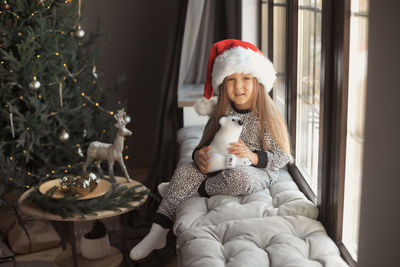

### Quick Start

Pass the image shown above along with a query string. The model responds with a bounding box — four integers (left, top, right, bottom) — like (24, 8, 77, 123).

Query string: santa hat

(194, 39, 276, 116)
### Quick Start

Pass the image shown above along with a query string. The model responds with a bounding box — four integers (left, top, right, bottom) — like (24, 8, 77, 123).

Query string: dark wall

(82, 0, 183, 169)
(357, 1, 400, 266)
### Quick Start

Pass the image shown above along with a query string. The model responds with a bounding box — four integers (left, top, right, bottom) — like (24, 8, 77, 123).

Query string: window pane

(296, 2, 322, 194)
(342, 0, 369, 260)
(273, 3, 287, 119)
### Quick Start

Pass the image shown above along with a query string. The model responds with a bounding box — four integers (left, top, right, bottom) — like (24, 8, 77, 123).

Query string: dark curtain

(145, 5, 187, 194)
(215, 0, 242, 41)
(122, 0, 242, 265)
(123, 0, 188, 266)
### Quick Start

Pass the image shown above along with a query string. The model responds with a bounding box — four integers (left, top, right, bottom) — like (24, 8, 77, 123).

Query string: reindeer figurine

(82, 109, 133, 182)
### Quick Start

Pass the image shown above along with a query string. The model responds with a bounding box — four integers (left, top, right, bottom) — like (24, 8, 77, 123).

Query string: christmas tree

(0, 0, 125, 202)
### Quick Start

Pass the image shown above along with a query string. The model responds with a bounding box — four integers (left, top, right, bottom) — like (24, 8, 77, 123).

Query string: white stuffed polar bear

(207, 116, 252, 173)
(157, 116, 252, 197)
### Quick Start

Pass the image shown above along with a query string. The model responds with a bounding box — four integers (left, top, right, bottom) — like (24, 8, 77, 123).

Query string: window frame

(319, 0, 357, 265)
(260, 0, 360, 265)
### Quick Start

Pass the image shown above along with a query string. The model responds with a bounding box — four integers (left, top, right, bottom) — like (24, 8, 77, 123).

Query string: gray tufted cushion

(174, 168, 318, 235)
(175, 125, 348, 267)
(176, 216, 348, 267)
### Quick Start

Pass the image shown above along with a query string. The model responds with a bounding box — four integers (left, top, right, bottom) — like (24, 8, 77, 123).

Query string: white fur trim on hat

(212, 46, 276, 92)
(194, 97, 217, 116)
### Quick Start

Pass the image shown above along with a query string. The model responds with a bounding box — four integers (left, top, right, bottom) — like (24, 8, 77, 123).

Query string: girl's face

(225, 73, 255, 110)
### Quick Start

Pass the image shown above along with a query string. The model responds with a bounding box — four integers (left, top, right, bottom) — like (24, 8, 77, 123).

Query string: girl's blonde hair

(197, 77, 293, 163)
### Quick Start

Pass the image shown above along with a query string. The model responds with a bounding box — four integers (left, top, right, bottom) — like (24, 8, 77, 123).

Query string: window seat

(173, 125, 348, 267)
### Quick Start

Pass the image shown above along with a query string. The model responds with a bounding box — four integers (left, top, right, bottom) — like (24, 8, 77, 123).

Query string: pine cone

(84, 220, 107, 239)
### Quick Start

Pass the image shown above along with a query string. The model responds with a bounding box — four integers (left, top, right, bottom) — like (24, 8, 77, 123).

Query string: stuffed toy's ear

(194, 97, 217, 116)
(218, 116, 226, 127)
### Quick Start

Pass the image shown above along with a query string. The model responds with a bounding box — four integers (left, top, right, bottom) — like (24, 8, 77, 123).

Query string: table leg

(57, 221, 67, 250)
(122, 213, 129, 266)
(68, 221, 79, 267)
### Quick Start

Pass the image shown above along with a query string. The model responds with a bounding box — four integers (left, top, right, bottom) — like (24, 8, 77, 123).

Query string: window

(260, 0, 369, 264)
(342, 0, 369, 260)
(261, 0, 287, 119)
(295, 0, 322, 195)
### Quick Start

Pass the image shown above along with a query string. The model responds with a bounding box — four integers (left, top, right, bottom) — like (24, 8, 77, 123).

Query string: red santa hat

(194, 39, 276, 116)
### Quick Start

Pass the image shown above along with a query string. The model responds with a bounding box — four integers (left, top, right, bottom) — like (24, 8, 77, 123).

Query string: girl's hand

(228, 139, 258, 165)
(194, 146, 211, 174)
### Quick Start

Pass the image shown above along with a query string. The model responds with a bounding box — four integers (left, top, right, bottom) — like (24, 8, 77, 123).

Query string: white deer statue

(82, 109, 133, 182)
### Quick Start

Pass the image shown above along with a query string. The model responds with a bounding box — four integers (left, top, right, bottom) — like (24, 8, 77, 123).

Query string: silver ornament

(59, 129, 70, 142)
(75, 26, 85, 38)
(60, 175, 77, 193)
(29, 77, 41, 90)
(59, 172, 99, 197)
(124, 115, 131, 123)
(71, 172, 99, 196)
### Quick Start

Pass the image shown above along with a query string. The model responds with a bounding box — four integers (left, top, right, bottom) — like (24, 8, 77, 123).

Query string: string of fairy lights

(1, 0, 131, 190)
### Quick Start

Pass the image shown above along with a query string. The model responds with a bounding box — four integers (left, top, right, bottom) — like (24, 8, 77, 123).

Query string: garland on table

(20, 180, 156, 219)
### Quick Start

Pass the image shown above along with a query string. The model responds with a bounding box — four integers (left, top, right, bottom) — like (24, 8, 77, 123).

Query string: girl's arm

(228, 135, 290, 171)
(191, 118, 213, 160)
(260, 130, 291, 170)
(244, 129, 291, 184)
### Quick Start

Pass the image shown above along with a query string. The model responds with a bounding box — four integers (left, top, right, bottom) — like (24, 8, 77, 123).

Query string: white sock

(129, 223, 169, 261)
(157, 182, 170, 198)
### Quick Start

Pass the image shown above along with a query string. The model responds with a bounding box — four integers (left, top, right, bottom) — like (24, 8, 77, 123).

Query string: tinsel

(9, 104, 15, 138)
(59, 82, 63, 108)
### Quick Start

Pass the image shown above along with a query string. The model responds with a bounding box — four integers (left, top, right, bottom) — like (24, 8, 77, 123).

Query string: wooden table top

(18, 177, 148, 222)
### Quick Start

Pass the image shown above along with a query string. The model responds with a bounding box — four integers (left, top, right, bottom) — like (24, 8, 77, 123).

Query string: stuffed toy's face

(219, 116, 244, 129)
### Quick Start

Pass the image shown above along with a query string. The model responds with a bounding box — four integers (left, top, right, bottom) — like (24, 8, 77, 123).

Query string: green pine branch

(20, 182, 155, 219)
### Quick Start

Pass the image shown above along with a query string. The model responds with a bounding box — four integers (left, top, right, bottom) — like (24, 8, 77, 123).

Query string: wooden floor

(15, 244, 178, 267)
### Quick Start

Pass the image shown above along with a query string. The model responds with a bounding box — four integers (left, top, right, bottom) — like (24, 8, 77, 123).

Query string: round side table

(18, 177, 148, 267)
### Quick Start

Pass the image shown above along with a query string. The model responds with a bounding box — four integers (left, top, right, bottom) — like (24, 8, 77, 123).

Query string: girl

(130, 39, 293, 260)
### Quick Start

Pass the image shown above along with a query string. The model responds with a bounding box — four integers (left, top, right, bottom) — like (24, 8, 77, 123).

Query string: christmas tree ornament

(74, 0, 85, 38)
(29, 76, 41, 90)
(1, 1, 10, 10)
(125, 115, 131, 123)
(92, 65, 98, 79)
(59, 172, 100, 197)
(80, 171, 100, 191)
(77, 147, 84, 157)
(59, 175, 76, 193)
(75, 25, 85, 38)
(82, 109, 133, 182)
(59, 129, 70, 142)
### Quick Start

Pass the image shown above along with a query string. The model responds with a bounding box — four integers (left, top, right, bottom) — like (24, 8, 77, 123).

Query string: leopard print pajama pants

(156, 163, 275, 223)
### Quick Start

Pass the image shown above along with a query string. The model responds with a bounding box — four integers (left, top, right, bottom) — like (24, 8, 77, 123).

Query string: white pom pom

(194, 97, 217, 116)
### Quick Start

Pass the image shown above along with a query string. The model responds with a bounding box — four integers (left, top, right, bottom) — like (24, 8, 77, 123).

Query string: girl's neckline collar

(231, 104, 251, 114)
